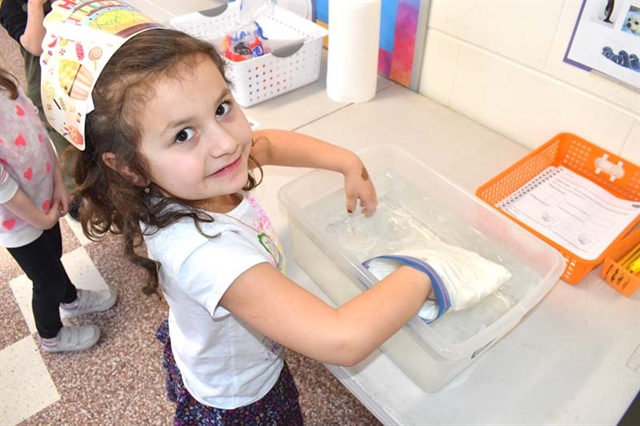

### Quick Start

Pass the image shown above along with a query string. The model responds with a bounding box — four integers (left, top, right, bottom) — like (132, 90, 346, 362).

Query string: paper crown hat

(41, 0, 164, 150)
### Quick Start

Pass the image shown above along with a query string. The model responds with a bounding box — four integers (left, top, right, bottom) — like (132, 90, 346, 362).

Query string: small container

(600, 227, 640, 296)
(170, 2, 328, 107)
(476, 133, 640, 284)
(278, 144, 566, 392)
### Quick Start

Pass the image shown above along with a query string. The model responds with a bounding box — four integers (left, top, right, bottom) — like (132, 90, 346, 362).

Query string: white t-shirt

(144, 193, 286, 409)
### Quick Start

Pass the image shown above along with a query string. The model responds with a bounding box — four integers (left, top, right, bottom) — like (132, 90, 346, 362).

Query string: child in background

(0, 66, 117, 352)
(40, 1, 432, 422)
(0, 0, 79, 201)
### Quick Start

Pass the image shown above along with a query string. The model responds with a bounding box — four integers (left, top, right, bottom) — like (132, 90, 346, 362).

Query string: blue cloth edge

(362, 255, 450, 323)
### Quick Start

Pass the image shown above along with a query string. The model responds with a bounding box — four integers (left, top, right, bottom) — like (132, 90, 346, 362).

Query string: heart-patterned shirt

(0, 86, 57, 248)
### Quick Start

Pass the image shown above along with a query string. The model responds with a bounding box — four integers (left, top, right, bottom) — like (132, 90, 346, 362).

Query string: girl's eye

(175, 128, 196, 144)
(216, 101, 232, 118)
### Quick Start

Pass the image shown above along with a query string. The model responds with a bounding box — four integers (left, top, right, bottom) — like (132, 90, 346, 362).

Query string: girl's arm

(3, 187, 61, 230)
(20, 0, 48, 56)
(221, 262, 432, 367)
(251, 129, 377, 216)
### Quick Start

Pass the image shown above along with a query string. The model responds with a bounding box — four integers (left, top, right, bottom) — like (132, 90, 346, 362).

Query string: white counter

(250, 77, 640, 426)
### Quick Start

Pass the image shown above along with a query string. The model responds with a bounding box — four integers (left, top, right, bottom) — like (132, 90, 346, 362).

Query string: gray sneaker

(40, 325, 101, 352)
(60, 289, 117, 319)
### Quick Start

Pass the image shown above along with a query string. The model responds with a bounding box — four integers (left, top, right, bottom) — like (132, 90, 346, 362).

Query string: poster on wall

(564, 0, 640, 89)
(313, 0, 428, 90)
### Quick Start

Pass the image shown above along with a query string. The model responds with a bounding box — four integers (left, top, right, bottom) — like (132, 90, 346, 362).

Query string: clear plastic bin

(278, 144, 566, 392)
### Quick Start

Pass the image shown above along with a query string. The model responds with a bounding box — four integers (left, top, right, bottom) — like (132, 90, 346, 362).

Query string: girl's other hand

(52, 166, 70, 216)
(344, 159, 377, 217)
(41, 196, 62, 229)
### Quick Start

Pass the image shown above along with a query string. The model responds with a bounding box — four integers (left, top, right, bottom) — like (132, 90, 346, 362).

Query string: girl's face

(138, 56, 253, 211)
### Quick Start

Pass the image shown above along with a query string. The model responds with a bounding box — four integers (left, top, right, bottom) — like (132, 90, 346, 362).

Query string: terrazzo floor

(0, 26, 381, 426)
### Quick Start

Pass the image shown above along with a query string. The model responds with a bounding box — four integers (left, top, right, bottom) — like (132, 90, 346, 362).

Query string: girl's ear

(102, 152, 147, 186)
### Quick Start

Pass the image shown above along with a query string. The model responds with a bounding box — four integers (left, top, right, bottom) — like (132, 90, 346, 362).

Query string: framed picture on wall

(564, 0, 640, 89)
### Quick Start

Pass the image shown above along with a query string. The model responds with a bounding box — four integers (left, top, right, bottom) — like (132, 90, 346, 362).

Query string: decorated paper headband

(41, 0, 164, 150)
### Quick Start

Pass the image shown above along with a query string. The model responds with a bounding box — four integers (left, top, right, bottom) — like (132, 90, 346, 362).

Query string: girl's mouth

(211, 156, 242, 177)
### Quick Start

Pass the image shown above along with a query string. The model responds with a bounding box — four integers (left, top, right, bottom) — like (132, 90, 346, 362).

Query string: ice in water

(323, 199, 438, 260)
(305, 171, 543, 344)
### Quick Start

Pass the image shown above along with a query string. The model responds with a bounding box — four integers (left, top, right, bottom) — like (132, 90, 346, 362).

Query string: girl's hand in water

(344, 158, 377, 217)
(249, 129, 378, 216)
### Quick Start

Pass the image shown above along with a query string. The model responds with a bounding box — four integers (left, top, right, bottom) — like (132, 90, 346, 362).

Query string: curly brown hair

(68, 29, 263, 295)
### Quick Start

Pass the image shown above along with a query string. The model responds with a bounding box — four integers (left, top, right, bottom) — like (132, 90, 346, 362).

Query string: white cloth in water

(365, 241, 512, 322)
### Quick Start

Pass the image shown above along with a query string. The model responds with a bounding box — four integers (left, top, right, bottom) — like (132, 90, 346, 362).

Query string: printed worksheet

(497, 166, 640, 260)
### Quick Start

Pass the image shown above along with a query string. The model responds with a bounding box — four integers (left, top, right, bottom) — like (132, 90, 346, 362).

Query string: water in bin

(304, 170, 543, 344)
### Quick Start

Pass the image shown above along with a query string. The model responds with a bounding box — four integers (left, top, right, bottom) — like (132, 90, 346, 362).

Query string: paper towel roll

(327, 0, 381, 103)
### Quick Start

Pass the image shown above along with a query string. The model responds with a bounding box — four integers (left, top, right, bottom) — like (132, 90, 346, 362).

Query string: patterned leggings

(155, 320, 304, 425)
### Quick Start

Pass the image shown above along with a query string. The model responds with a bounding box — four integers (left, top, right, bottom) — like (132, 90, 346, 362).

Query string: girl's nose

(205, 124, 239, 158)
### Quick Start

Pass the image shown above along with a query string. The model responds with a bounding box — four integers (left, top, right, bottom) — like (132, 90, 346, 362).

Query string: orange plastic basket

(476, 133, 640, 284)
(600, 227, 640, 296)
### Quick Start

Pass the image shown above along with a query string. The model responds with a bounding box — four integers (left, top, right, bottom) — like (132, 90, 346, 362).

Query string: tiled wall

(418, 0, 639, 160)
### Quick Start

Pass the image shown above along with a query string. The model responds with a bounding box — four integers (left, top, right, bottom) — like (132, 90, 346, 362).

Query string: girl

(0, 66, 116, 352)
(0, 0, 79, 197)
(65, 29, 434, 423)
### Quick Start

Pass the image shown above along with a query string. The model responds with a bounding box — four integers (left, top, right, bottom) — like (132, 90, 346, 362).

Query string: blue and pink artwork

(314, 0, 422, 87)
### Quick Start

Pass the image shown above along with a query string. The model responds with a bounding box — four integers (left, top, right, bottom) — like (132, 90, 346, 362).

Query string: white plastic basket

(170, 2, 328, 107)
